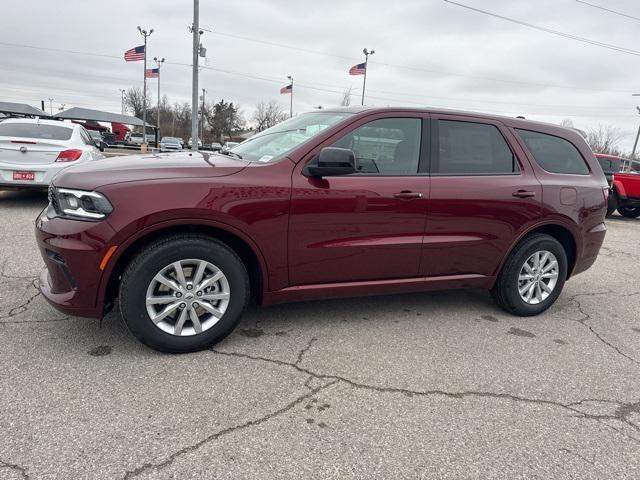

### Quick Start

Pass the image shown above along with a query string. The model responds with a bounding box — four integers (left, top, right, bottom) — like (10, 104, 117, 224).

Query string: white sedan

(0, 118, 105, 188)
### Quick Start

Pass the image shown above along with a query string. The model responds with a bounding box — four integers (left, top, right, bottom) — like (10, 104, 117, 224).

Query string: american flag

(124, 45, 145, 62)
(145, 68, 159, 78)
(349, 62, 366, 75)
(280, 84, 292, 94)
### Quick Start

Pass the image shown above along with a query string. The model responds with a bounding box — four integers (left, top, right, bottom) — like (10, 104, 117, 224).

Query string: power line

(576, 0, 640, 22)
(443, 0, 640, 56)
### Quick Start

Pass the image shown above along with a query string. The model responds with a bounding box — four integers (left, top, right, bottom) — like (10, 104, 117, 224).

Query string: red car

(36, 107, 608, 352)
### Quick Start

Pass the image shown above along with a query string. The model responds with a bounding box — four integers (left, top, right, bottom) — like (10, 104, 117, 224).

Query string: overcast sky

(2, 0, 640, 149)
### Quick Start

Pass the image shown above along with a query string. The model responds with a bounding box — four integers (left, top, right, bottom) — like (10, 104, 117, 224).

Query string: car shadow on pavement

(0, 188, 48, 207)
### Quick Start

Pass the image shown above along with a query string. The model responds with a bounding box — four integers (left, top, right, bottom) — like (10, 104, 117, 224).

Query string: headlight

(48, 187, 113, 221)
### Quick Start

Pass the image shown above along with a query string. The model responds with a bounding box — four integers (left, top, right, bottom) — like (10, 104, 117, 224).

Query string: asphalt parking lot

(1, 189, 639, 479)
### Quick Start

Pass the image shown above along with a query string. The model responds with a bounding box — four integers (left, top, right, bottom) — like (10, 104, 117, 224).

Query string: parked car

(87, 130, 107, 152)
(0, 118, 104, 189)
(187, 138, 202, 149)
(594, 153, 624, 186)
(129, 132, 144, 146)
(610, 169, 640, 218)
(145, 134, 155, 145)
(36, 107, 608, 352)
(211, 142, 222, 152)
(221, 141, 239, 154)
(102, 132, 117, 147)
(160, 137, 182, 152)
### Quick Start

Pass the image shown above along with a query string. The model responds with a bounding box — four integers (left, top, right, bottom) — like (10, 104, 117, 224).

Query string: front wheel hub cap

(145, 259, 231, 336)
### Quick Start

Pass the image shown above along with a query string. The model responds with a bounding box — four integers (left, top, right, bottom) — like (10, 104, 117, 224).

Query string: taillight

(55, 149, 83, 162)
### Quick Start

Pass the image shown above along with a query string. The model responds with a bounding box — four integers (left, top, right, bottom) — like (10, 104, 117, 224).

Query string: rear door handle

(393, 191, 423, 199)
(512, 190, 536, 198)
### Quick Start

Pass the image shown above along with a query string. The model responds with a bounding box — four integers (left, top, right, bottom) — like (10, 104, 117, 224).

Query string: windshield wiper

(220, 150, 243, 160)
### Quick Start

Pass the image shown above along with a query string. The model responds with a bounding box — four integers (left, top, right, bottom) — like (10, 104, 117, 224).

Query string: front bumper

(35, 207, 117, 318)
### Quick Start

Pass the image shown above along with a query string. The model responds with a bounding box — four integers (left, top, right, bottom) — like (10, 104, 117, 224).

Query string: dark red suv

(36, 107, 608, 352)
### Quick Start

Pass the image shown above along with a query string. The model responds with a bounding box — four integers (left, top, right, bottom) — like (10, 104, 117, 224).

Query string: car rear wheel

(119, 235, 249, 353)
(491, 234, 567, 316)
(606, 190, 618, 217)
(617, 206, 640, 218)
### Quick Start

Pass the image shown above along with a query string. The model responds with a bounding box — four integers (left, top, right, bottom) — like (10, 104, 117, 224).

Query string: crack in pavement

(295, 337, 317, 366)
(0, 280, 41, 320)
(566, 292, 640, 367)
(208, 347, 640, 445)
(0, 459, 29, 480)
(0, 316, 72, 325)
(122, 379, 338, 479)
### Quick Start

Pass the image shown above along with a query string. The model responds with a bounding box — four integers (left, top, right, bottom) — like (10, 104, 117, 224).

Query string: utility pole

(48, 98, 54, 115)
(361, 48, 375, 106)
(154, 57, 165, 147)
(191, 0, 200, 152)
(137, 25, 154, 149)
(287, 75, 294, 118)
(200, 88, 206, 145)
(119, 89, 126, 115)
(630, 95, 640, 168)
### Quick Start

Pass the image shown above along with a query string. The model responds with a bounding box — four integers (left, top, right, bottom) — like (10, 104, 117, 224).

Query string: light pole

(287, 75, 294, 118)
(119, 89, 126, 115)
(191, 0, 201, 152)
(200, 88, 206, 145)
(631, 95, 640, 165)
(137, 25, 154, 148)
(154, 57, 165, 147)
(361, 48, 375, 106)
(48, 98, 54, 115)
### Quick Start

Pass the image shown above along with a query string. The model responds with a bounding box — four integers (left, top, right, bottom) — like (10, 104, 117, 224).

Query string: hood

(53, 151, 250, 190)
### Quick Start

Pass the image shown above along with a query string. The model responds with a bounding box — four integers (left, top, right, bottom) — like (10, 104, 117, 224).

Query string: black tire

(119, 235, 249, 353)
(491, 233, 567, 316)
(606, 190, 618, 217)
(617, 206, 640, 218)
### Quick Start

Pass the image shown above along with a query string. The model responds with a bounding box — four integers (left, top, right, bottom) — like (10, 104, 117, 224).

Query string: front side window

(516, 129, 589, 175)
(330, 117, 422, 175)
(433, 120, 518, 175)
(231, 112, 353, 162)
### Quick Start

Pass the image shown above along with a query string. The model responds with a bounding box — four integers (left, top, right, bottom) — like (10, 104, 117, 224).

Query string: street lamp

(287, 75, 294, 118)
(630, 95, 640, 161)
(361, 48, 375, 106)
(119, 89, 126, 115)
(137, 26, 154, 148)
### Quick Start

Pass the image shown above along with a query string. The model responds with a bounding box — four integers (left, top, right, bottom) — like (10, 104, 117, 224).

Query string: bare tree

(252, 100, 288, 132)
(340, 87, 352, 107)
(124, 87, 151, 121)
(560, 118, 574, 129)
(586, 125, 624, 156)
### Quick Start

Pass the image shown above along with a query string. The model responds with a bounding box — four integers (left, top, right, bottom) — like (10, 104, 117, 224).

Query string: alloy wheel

(145, 259, 230, 336)
(517, 250, 559, 305)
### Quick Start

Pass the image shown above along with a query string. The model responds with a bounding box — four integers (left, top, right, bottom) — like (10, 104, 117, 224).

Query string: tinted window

(0, 123, 73, 140)
(433, 120, 517, 175)
(517, 129, 589, 175)
(79, 128, 94, 146)
(331, 118, 422, 175)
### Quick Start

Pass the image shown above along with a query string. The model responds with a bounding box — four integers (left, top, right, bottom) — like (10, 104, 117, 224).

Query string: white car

(0, 118, 105, 189)
(159, 137, 182, 152)
(129, 132, 144, 146)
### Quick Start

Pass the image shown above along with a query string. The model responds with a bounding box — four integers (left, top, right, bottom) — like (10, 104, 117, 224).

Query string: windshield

(231, 112, 353, 162)
(0, 123, 73, 140)
(162, 137, 180, 143)
(88, 131, 101, 139)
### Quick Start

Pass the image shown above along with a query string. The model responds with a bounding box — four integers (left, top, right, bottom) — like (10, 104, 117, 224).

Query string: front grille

(48, 185, 61, 214)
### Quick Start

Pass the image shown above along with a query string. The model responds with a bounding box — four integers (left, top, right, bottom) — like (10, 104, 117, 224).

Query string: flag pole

(361, 48, 375, 106)
(154, 57, 165, 148)
(137, 26, 153, 149)
(287, 75, 293, 118)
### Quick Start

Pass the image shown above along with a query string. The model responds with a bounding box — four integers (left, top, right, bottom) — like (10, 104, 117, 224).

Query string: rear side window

(0, 123, 73, 140)
(433, 120, 518, 175)
(517, 129, 589, 175)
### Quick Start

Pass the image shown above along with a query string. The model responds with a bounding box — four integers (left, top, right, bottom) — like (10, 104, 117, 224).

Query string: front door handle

(512, 190, 536, 198)
(393, 191, 423, 199)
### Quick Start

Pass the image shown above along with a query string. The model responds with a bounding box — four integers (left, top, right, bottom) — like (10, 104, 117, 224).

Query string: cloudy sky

(2, 0, 640, 150)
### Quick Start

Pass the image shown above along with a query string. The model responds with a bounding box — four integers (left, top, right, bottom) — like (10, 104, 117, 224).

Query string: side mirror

(304, 147, 356, 177)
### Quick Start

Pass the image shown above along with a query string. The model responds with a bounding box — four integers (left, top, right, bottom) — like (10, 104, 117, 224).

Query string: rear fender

(612, 179, 627, 199)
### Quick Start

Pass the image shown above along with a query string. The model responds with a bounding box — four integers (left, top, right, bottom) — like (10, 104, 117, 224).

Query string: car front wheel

(119, 235, 249, 353)
(491, 234, 567, 316)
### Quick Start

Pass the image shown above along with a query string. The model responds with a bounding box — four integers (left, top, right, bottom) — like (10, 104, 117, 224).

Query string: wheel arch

(101, 220, 267, 313)
(492, 222, 578, 286)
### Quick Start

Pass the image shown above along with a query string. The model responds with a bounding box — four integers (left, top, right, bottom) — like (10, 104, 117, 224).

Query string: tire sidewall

(120, 238, 248, 353)
(502, 236, 567, 316)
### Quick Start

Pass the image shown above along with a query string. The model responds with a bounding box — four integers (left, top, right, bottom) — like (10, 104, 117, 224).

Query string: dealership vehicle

(129, 132, 144, 146)
(221, 141, 239, 154)
(210, 142, 222, 151)
(187, 137, 202, 149)
(87, 130, 107, 152)
(610, 168, 640, 218)
(160, 137, 182, 152)
(0, 118, 104, 188)
(36, 107, 607, 352)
